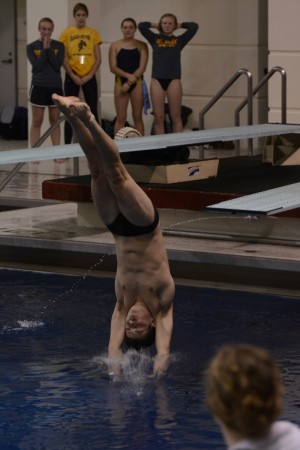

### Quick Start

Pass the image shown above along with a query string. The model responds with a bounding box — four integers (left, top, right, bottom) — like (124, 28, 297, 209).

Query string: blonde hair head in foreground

(206, 344, 283, 439)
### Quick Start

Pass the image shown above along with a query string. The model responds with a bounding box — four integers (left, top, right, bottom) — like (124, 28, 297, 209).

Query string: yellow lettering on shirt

(156, 38, 178, 48)
(70, 35, 91, 41)
(34, 49, 60, 57)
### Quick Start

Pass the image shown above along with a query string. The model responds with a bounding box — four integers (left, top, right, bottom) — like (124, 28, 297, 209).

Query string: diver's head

(125, 303, 155, 350)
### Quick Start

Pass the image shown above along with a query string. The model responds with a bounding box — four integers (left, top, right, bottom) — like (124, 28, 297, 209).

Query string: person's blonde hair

(206, 344, 283, 438)
(158, 13, 178, 32)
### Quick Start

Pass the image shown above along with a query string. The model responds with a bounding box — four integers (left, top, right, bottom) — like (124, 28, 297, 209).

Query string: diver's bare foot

(52, 94, 95, 125)
(71, 103, 95, 126)
(52, 94, 94, 125)
(52, 94, 80, 118)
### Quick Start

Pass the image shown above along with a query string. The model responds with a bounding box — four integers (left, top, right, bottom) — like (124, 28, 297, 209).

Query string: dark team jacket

(26, 39, 65, 87)
(138, 21, 198, 79)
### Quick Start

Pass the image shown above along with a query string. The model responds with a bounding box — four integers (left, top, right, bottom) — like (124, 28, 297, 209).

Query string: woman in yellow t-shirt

(60, 2, 102, 144)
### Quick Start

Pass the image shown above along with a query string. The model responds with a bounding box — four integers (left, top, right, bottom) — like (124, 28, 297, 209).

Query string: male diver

(52, 94, 175, 378)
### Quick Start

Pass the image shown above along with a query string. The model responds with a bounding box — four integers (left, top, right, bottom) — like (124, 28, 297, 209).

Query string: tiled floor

(0, 138, 299, 296)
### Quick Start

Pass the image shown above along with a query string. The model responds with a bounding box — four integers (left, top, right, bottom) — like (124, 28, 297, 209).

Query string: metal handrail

(0, 115, 79, 193)
(31, 115, 66, 149)
(198, 68, 253, 158)
(234, 66, 287, 155)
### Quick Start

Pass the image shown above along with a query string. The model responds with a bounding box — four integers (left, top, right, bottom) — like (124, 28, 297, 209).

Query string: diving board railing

(198, 66, 288, 158)
(0, 115, 80, 194)
(235, 66, 287, 155)
(199, 68, 253, 158)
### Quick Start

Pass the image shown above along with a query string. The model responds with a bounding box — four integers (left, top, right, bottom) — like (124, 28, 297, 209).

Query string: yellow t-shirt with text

(60, 26, 102, 77)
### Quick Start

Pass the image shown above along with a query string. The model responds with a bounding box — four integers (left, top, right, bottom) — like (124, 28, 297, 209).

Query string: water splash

(93, 349, 153, 396)
(1, 319, 44, 334)
(121, 349, 153, 389)
(93, 350, 181, 397)
(1, 255, 108, 333)
(163, 214, 259, 231)
(43, 255, 107, 312)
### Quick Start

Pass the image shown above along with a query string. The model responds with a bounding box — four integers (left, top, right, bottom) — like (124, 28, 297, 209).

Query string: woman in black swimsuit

(139, 14, 198, 134)
(109, 18, 148, 136)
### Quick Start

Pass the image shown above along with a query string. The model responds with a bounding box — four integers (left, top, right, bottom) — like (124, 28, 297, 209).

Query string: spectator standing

(27, 17, 64, 149)
(138, 14, 198, 134)
(109, 18, 148, 136)
(60, 2, 102, 144)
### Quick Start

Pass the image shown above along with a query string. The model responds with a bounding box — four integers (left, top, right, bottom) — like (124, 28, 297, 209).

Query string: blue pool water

(0, 268, 300, 450)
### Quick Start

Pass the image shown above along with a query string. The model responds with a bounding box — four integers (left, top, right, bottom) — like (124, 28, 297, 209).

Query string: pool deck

(0, 138, 300, 297)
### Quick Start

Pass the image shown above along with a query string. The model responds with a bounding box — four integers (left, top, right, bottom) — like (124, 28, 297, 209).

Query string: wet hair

(38, 17, 54, 30)
(158, 13, 178, 32)
(125, 326, 155, 350)
(73, 2, 89, 17)
(121, 17, 137, 29)
(206, 344, 283, 439)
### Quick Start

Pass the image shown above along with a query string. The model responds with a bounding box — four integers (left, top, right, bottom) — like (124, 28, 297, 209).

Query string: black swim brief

(156, 78, 178, 91)
(106, 206, 159, 237)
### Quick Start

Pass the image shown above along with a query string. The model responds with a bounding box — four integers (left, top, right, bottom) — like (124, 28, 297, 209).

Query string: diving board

(1, 123, 300, 164)
(205, 182, 300, 216)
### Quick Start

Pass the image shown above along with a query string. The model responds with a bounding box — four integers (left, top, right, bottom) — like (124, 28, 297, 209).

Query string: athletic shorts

(29, 85, 64, 107)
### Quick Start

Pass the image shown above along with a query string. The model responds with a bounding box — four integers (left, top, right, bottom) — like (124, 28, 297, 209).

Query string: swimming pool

(1, 268, 299, 449)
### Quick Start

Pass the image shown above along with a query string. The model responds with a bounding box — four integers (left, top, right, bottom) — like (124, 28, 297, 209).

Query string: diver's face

(125, 304, 154, 340)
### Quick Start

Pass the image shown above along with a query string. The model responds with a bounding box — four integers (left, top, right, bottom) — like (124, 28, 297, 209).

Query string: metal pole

(0, 116, 68, 194)
(198, 69, 253, 159)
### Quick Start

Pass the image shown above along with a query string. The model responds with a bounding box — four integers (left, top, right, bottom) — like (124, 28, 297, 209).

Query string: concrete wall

(16, 0, 27, 107)
(23, 0, 268, 145)
(99, 0, 268, 132)
(268, 0, 300, 124)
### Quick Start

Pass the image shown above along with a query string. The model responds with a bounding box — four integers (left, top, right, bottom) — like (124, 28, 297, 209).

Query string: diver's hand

(152, 354, 169, 378)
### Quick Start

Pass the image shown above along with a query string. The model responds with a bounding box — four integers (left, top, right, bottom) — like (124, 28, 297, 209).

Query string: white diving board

(1, 123, 300, 164)
(206, 182, 300, 216)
